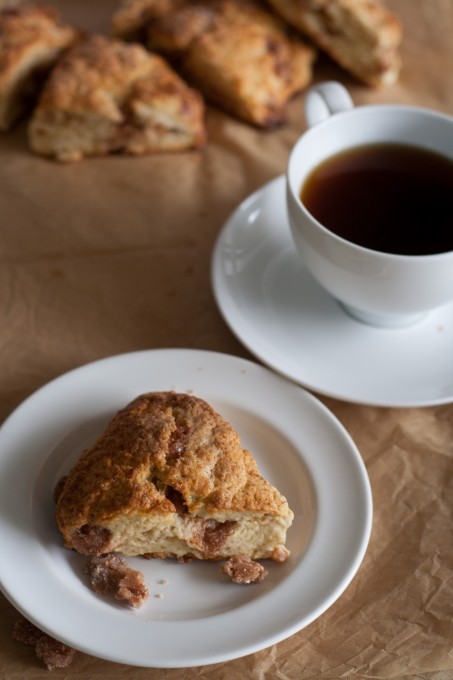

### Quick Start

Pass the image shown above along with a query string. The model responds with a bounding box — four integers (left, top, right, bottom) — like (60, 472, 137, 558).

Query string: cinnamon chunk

(85, 553, 149, 608)
(13, 616, 76, 671)
(189, 518, 236, 557)
(221, 555, 268, 584)
(71, 524, 113, 556)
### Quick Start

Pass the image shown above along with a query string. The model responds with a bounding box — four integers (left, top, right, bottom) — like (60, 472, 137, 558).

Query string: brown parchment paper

(0, 1, 453, 678)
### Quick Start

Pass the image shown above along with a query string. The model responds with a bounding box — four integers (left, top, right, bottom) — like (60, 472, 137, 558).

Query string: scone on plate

(0, 4, 78, 131)
(56, 392, 294, 562)
(112, 0, 316, 127)
(265, 0, 402, 86)
(28, 34, 206, 161)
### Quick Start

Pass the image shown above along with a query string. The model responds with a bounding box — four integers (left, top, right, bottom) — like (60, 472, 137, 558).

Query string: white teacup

(287, 81, 453, 327)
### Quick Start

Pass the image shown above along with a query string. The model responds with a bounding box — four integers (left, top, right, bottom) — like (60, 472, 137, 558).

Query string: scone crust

(0, 5, 76, 85)
(56, 392, 291, 544)
(29, 34, 205, 160)
(266, 0, 402, 86)
(0, 4, 77, 129)
(113, 0, 316, 127)
(112, 0, 177, 41)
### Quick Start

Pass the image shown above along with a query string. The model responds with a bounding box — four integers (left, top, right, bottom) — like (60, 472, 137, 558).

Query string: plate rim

(211, 175, 453, 408)
(0, 348, 372, 667)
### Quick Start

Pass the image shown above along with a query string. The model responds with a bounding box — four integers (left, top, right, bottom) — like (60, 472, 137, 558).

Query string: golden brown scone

(265, 0, 402, 86)
(0, 4, 78, 131)
(56, 392, 294, 562)
(113, 0, 316, 127)
(28, 34, 206, 161)
(112, 0, 176, 41)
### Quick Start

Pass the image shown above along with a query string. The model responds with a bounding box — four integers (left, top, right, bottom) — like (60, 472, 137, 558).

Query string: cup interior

(288, 105, 453, 212)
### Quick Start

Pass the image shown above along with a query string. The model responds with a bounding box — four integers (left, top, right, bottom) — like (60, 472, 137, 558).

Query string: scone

(56, 392, 294, 562)
(113, 0, 316, 127)
(28, 34, 206, 161)
(265, 0, 402, 86)
(0, 5, 78, 131)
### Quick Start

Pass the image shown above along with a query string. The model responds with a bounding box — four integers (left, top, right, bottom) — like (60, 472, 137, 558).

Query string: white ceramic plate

(0, 349, 371, 668)
(212, 176, 453, 407)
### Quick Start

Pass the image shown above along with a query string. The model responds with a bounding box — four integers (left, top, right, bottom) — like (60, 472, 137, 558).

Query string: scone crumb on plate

(13, 616, 76, 671)
(221, 555, 268, 584)
(85, 553, 149, 608)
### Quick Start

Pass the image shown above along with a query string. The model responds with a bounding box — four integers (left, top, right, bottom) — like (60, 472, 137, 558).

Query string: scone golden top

(113, 0, 316, 127)
(112, 0, 177, 41)
(0, 5, 76, 84)
(56, 392, 293, 561)
(0, 4, 78, 130)
(29, 34, 206, 160)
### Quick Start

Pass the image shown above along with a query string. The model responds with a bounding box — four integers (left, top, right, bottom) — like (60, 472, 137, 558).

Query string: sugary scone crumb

(13, 617, 76, 671)
(272, 544, 290, 563)
(221, 555, 268, 584)
(85, 553, 149, 608)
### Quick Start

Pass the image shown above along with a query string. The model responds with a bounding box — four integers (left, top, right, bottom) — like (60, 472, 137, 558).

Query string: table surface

(1, 1, 452, 678)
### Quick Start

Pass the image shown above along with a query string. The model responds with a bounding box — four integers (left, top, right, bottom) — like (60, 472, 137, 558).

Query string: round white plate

(0, 349, 371, 668)
(212, 176, 453, 407)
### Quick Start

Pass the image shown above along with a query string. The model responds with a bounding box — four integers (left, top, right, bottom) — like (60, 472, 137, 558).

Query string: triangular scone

(28, 35, 205, 161)
(0, 5, 78, 131)
(265, 0, 402, 87)
(56, 392, 293, 562)
(112, 0, 316, 128)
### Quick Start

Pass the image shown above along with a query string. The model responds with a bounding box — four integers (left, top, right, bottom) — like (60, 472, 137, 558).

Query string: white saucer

(212, 175, 453, 408)
(0, 349, 371, 667)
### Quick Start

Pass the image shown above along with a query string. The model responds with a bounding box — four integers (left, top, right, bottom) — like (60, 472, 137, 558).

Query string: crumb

(85, 554, 149, 608)
(221, 555, 268, 584)
(35, 636, 76, 671)
(271, 544, 290, 563)
(158, 579, 168, 585)
(154, 593, 164, 599)
(13, 617, 76, 671)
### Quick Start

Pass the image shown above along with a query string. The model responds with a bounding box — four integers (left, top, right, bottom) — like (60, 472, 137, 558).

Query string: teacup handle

(305, 81, 354, 128)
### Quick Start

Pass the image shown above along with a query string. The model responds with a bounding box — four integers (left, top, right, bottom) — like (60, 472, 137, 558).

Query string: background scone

(265, 0, 402, 86)
(28, 34, 206, 161)
(56, 392, 294, 562)
(113, 0, 316, 127)
(0, 4, 77, 131)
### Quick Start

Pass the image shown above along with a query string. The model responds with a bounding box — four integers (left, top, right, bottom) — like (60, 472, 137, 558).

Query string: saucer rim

(211, 175, 453, 408)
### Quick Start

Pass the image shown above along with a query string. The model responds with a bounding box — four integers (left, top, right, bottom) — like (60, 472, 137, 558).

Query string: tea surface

(300, 143, 453, 255)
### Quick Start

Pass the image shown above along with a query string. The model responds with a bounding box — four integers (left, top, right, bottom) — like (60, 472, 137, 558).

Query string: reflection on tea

(300, 143, 453, 255)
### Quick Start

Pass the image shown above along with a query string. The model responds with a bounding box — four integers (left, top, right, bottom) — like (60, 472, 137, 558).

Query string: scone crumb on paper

(85, 553, 149, 608)
(13, 616, 76, 671)
(221, 555, 268, 584)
